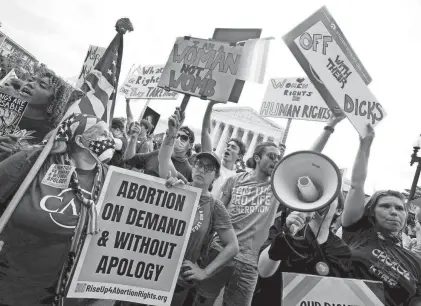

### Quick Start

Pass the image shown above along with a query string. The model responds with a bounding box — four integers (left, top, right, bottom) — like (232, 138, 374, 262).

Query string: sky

(1, 0, 420, 194)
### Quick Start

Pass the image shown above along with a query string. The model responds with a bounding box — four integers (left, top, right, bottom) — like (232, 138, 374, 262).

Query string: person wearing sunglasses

(124, 118, 195, 182)
(201, 100, 247, 199)
(155, 107, 238, 306)
(342, 125, 421, 306)
(253, 108, 350, 306)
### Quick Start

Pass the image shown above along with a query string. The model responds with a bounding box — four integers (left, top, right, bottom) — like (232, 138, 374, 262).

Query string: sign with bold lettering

(67, 167, 201, 305)
(120, 65, 179, 100)
(0, 91, 28, 136)
(283, 6, 386, 137)
(76, 45, 106, 88)
(260, 77, 332, 122)
(282, 273, 385, 306)
(158, 37, 243, 102)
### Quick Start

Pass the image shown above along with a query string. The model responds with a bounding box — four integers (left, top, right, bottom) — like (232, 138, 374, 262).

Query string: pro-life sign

(283, 7, 386, 137)
(260, 77, 332, 122)
(67, 167, 201, 305)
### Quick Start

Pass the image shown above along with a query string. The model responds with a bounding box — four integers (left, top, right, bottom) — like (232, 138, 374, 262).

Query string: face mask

(174, 138, 187, 154)
(87, 138, 116, 162)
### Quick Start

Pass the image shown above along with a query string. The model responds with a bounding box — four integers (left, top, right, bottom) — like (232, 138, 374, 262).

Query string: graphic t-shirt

(211, 162, 236, 200)
(343, 216, 421, 306)
(178, 193, 232, 288)
(0, 150, 107, 306)
(127, 150, 193, 182)
(213, 172, 279, 266)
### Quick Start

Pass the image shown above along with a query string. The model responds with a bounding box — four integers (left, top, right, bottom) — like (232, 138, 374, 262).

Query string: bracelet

(324, 126, 334, 133)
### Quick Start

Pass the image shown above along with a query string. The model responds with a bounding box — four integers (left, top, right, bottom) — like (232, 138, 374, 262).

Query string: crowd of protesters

(0, 68, 420, 306)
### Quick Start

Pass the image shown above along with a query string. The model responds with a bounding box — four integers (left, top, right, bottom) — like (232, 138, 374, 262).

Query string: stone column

(242, 129, 249, 144)
(231, 126, 240, 140)
(216, 124, 231, 157)
(244, 132, 260, 161)
(211, 121, 221, 150)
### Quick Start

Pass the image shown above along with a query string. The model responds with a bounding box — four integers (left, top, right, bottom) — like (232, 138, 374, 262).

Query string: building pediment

(212, 106, 282, 131)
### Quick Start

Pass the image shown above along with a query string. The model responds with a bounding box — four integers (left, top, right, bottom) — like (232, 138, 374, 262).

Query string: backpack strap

(198, 196, 216, 265)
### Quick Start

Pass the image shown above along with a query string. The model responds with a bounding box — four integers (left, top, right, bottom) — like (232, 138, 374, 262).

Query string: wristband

(324, 126, 334, 133)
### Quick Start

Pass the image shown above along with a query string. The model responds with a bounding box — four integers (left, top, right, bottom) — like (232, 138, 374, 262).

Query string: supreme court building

(211, 107, 285, 160)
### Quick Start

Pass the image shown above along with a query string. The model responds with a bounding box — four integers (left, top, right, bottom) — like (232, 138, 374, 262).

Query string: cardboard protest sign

(67, 167, 201, 305)
(158, 37, 243, 102)
(120, 65, 179, 100)
(76, 45, 106, 88)
(282, 273, 385, 306)
(142, 106, 160, 134)
(260, 77, 332, 122)
(0, 91, 28, 136)
(283, 6, 386, 137)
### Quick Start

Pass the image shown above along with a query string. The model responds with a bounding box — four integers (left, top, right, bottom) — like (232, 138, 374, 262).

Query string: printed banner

(67, 167, 201, 305)
(158, 37, 243, 102)
(260, 77, 332, 122)
(282, 273, 385, 306)
(283, 6, 386, 137)
(76, 45, 106, 88)
(142, 106, 160, 134)
(120, 65, 179, 100)
(0, 91, 28, 136)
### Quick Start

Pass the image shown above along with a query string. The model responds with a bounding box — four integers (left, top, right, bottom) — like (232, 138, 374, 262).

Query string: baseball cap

(195, 151, 221, 172)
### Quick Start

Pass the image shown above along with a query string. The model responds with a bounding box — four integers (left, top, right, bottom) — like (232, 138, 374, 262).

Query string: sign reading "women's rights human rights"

(283, 6, 387, 138)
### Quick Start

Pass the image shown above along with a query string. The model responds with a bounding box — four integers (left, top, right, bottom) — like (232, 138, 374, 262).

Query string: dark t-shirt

(126, 150, 193, 181)
(0, 150, 107, 305)
(17, 116, 54, 144)
(343, 216, 421, 306)
(252, 216, 352, 306)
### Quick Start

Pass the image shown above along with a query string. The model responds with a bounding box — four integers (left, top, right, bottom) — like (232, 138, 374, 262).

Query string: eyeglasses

(177, 134, 189, 142)
(265, 152, 281, 162)
(194, 160, 216, 173)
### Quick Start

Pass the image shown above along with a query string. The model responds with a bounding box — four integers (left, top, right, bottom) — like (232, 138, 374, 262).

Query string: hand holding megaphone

(287, 211, 314, 235)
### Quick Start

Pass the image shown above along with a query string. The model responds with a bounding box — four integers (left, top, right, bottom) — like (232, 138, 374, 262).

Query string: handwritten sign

(76, 45, 106, 88)
(260, 77, 332, 122)
(120, 65, 179, 100)
(158, 37, 243, 102)
(282, 273, 384, 306)
(283, 7, 386, 137)
(67, 167, 201, 305)
(0, 91, 28, 136)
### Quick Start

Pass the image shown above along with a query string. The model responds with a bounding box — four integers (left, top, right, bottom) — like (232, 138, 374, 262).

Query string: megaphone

(271, 150, 342, 212)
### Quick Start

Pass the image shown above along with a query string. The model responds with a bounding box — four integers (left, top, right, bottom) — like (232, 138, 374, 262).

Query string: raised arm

(310, 107, 345, 153)
(342, 125, 375, 227)
(201, 101, 223, 153)
(158, 108, 183, 179)
(126, 99, 134, 128)
(123, 123, 140, 161)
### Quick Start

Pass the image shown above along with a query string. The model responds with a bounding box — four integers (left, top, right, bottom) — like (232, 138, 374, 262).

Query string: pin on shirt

(41, 164, 76, 189)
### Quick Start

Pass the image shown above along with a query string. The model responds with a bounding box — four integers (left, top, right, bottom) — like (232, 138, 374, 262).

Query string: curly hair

(36, 68, 73, 127)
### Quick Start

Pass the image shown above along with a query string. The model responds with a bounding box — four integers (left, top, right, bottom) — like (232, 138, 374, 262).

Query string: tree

(402, 186, 421, 200)
(0, 51, 47, 81)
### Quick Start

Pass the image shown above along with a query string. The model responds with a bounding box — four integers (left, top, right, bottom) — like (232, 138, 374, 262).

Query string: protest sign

(142, 106, 160, 134)
(120, 65, 179, 100)
(0, 69, 18, 86)
(260, 77, 332, 122)
(282, 273, 384, 306)
(76, 45, 106, 88)
(0, 91, 28, 136)
(158, 37, 243, 102)
(283, 6, 386, 137)
(67, 167, 201, 305)
(212, 28, 262, 103)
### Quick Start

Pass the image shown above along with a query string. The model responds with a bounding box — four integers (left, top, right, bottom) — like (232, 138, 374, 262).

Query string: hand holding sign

(181, 260, 209, 282)
(168, 107, 184, 137)
(327, 106, 346, 127)
(165, 171, 185, 188)
(360, 124, 375, 144)
(0, 134, 20, 153)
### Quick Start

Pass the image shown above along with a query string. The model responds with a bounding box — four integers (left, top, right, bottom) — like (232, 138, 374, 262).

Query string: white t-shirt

(211, 162, 236, 200)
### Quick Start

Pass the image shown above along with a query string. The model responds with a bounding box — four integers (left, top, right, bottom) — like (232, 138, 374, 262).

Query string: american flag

(65, 19, 132, 123)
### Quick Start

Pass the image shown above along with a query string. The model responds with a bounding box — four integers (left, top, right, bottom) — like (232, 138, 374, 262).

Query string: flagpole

(279, 118, 292, 159)
(0, 127, 58, 234)
(180, 94, 190, 114)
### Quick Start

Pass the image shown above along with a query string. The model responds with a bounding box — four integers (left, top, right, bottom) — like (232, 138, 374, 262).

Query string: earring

(46, 104, 53, 114)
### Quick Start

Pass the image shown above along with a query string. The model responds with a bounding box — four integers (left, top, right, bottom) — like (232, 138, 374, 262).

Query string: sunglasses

(194, 160, 217, 173)
(177, 134, 189, 142)
(265, 152, 281, 162)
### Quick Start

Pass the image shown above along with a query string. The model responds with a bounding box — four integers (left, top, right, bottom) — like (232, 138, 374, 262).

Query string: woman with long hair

(0, 113, 115, 305)
(157, 108, 239, 306)
(342, 125, 421, 306)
